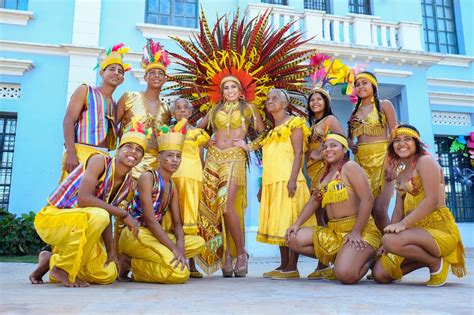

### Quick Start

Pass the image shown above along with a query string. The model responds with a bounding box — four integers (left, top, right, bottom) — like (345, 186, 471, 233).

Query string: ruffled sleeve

(260, 116, 310, 147)
(186, 128, 210, 146)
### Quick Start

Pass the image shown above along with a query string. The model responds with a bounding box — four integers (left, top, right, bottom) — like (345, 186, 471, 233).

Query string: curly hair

(387, 124, 428, 166)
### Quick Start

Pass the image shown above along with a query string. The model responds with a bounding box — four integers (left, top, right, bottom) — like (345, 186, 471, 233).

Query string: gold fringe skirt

(307, 159, 326, 193)
(355, 140, 389, 198)
(257, 180, 316, 246)
(380, 206, 467, 279)
(196, 146, 247, 275)
(313, 215, 381, 265)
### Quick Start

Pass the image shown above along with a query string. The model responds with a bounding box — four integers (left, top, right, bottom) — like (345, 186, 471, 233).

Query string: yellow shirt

(261, 116, 310, 185)
(172, 128, 210, 181)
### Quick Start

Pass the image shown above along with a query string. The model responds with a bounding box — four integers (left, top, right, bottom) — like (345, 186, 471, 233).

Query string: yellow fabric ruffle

(259, 116, 311, 148)
(257, 180, 315, 246)
(59, 143, 109, 182)
(379, 253, 404, 280)
(312, 215, 381, 265)
(355, 140, 389, 198)
(307, 159, 326, 193)
(321, 180, 349, 208)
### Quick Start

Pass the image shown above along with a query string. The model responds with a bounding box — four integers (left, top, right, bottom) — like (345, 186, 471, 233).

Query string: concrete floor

(1, 251, 473, 315)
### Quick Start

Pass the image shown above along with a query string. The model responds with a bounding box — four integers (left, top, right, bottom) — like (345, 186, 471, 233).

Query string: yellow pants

(34, 205, 117, 284)
(119, 227, 205, 284)
(60, 143, 109, 182)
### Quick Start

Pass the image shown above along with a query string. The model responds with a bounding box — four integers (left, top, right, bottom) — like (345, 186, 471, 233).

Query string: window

(421, 0, 458, 54)
(145, 0, 198, 28)
(0, 113, 17, 211)
(0, 0, 28, 10)
(304, 0, 330, 12)
(349, 0, 372, 15)
(261, 0, 288, 5)
(435, 136, 474, 222)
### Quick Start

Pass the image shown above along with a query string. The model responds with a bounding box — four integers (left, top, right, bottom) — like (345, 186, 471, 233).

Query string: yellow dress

(257, 116, 316, 246)
(122, 91, 171, 181)
(162, 128, 210, 234)
(196, 101, 254, 275)
(379, 176, 466, 280)
(312, 175, 381, 265)
(349, 103, 388, 198)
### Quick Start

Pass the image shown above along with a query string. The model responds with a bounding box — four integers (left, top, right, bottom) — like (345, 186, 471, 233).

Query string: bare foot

(29, 251, 52, 284)
(50, 266, 75, 287)
(117, 253, 132, 282)
(73, 277, 90, 287)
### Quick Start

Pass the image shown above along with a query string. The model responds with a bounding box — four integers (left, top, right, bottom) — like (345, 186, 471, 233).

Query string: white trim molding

(136, 23, 198, 40)
(427, 77, 474, 89)
(0, 8, 34, 26)
(373, 68, 413, 78)
(429, 91, 474, 107)
(438, 54, 474, 67)
(0, 57, 34, 76)
(131, 69, 146, 85)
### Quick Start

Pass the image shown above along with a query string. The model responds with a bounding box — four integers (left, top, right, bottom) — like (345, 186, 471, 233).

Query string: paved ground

(1, 251, 473, 315)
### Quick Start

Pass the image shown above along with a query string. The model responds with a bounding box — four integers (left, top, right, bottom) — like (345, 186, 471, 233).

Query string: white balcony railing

(246, 3, 423, 51)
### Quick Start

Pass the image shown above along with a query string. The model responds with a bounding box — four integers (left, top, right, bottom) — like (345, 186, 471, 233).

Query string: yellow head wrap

(391, 126, 421, 141)
(355, 72, 378, 88)
(325, 134, 349, 149)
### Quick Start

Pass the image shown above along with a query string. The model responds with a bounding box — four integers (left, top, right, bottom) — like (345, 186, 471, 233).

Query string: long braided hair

(347, 71, 383, 139)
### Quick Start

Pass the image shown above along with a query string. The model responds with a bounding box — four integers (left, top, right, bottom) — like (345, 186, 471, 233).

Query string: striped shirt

(75, 84, 117, 149)
(48, 155, 133, 209)
(129, 170, 174, 226)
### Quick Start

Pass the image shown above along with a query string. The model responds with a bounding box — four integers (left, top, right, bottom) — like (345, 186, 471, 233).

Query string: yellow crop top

(212, 101, 256, 134)
(349, 103, 387, 138)
(317, 173, 351, 208)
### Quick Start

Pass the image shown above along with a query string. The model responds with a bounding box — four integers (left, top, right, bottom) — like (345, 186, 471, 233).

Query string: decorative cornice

(0, 57, 34, 76)
(62, 44, 102, 56)
(0, 8, 34, 26)
(429, 91, 474, 107)
(131, 69, 146, 85)
(136, 23, 198, 40)
(373, 68, 413, 77)
(438, 55, 474, 67)
(427, 77, 474, 89)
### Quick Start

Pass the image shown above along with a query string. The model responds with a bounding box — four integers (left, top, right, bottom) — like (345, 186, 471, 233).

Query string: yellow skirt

(131, 148, 158, 182)
(257, 180, 316, 246)
(162, 177, 201, 235)
(119, 227, 205, 284)
(59, 143, 109, 182)
(355, 140, 389, 198)
(196, 146, 247, 275)
(380, 206, 466, 279)
(34, 205, 117, 284)
(313, 215, 381, 265)
(307, 159, 326, 193)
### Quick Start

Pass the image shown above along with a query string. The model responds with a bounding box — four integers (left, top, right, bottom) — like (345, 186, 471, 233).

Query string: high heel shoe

(222, 255, 233, 278)
(234, 252, 248, 277)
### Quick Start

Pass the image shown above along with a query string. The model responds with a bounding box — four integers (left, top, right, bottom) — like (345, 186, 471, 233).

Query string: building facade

(1, 0, 473, 253)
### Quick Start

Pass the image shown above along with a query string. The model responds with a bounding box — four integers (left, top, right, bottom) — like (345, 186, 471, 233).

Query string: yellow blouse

(172, 128, 210, 182)
(260, 116, 310, 185)
(212, 101, 255, 133)
(317, 176, 351, 208)
(349, 103, 387, 138)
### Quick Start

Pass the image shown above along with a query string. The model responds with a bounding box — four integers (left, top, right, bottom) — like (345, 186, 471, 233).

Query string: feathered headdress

(95, 43, 131, 72)
(141, 38, 171, 73)
(167, 8, 316, 121)
(119, 118, 150, 151)
(342, 64, 366, 104)
(156, 118, 187, 152)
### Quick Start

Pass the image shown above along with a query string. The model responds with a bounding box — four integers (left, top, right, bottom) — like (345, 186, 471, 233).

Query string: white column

(350, 13, 375, 46)
(333, 20, 340, 42)
(67, 0, 102, 101)
(389, 27, 397, 48)
(398, 21, 423, 51)
(303, 10, 325, 41)
(343, 21, 350, 43)
(381, 26, 388, 47)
